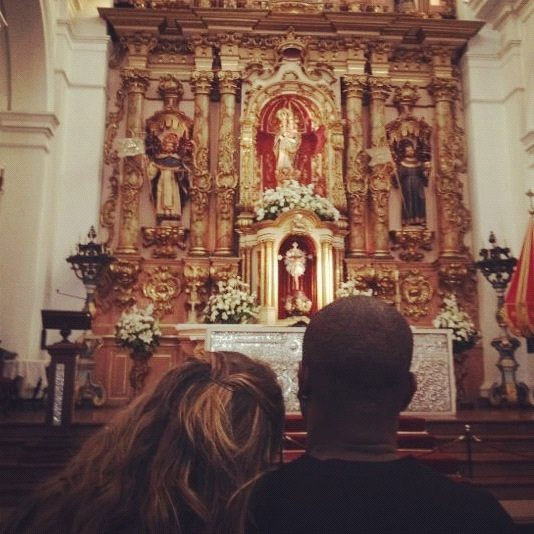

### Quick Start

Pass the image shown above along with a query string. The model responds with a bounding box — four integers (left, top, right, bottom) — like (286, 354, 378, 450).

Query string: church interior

(1, 0, 534, 528)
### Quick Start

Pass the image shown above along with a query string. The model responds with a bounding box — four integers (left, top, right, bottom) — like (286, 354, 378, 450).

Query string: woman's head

(129, 351, 285, 532)
(7, 351, 284, 534)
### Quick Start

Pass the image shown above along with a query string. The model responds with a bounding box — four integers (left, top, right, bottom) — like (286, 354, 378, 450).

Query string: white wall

(459, 0, 534, 399)
(0, 0, 109, 358)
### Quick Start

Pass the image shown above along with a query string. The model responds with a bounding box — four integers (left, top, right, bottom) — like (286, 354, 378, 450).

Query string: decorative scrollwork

(390, 228, 434, 262)
(108, 258, 143, 309)
(141, 225, 187, 258)
(400, 269, 433, 319)
(183, 263, 210, 322)
(143, 265, 182, 318)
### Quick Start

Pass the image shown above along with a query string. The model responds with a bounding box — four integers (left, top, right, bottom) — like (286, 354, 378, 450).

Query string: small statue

(393, 140, 431, 226)
(274, 107, 302, 180)
(146, 132, 192, 223)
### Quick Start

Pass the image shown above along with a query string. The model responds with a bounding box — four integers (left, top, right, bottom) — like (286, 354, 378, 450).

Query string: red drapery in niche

(256, 95, 326, 192)
(278, 235, 317, 319)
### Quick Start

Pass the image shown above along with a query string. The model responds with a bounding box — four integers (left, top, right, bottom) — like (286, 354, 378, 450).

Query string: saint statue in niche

(393, 140, 431, 226)
(256, 96, 326, 191)
(145, 131, 192, 223)
(274, 107, 302, 180)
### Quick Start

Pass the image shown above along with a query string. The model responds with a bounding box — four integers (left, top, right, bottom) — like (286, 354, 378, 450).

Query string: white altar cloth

(176, 324, 455, 415)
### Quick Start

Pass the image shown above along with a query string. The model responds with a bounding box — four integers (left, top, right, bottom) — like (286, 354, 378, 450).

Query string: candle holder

(66, 227, 113, 407)
(66, 226, 114, 312)
(475, 232, 530, 407)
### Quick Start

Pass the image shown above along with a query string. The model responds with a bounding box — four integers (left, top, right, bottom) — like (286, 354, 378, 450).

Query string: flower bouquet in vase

(204, 278, 259, 324)
(254, 180, 340, 223)
(433, 293, 479, 404)
(115, 304, 161, 396)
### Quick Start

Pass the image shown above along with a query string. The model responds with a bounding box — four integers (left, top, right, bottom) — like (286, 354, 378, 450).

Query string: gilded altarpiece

(95, 1, 483, 404)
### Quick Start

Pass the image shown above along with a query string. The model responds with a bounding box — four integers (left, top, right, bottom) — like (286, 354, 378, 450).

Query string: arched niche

(239, 80, 346, 217)
(3, 0, 51, 111)
(239, 209, 345, 324)
(278, 234, 317, 319)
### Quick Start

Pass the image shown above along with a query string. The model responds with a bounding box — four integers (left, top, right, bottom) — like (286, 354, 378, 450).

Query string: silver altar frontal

(176, 325, 456, 415)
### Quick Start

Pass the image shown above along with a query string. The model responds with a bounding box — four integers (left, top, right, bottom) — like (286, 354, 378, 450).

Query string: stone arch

(2, 0, 52, 111)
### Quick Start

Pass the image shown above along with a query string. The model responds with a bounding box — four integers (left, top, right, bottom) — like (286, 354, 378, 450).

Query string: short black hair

(302, 296, 413, 406)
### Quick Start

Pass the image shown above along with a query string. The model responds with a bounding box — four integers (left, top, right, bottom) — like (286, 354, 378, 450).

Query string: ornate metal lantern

(66, 226, 114, 312)
(475, 232, 530, 407)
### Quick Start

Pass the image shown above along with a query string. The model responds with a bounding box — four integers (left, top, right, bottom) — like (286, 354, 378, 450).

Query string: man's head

(300, 296, 416, 417)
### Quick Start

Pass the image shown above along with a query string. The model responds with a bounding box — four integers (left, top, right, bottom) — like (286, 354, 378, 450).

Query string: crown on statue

(158, 74, 184, 102)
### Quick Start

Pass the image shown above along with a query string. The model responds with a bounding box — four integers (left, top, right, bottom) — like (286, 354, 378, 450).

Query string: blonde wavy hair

(5, 351, 285, 534)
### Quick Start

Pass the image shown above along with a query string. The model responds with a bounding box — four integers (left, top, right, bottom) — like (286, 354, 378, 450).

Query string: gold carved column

(214, 71, 240, 256)
(344, 75, 368, 257)
(190, 71, 213, 256)
(258, 236, 277, 324)
(320, 238, 335, 307)
(429, 78, 466, 258)
(117, 69, 150, 254)
(368, 76, 393, 258)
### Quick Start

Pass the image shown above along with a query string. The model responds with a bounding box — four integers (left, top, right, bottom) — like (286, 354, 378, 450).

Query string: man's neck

(304, 409, 399, 462)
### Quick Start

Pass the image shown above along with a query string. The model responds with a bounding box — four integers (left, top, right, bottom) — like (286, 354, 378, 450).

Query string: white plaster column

(460, 0, 534, 398)
(0, 2, 110, 360)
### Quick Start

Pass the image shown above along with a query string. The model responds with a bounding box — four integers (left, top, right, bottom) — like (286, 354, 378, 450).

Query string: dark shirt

(250, 454, 515, 534)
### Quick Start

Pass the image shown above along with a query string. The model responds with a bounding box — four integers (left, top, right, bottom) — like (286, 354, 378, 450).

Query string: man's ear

(400, 372, 417, 412)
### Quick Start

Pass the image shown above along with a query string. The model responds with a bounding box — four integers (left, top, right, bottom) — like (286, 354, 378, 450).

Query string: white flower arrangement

(255, 180, 340, 222)
(204, 277, 260, 324)
(115, 304, 161, 354)
(336, 279, 374, 299)
(433, 293, 478, 351)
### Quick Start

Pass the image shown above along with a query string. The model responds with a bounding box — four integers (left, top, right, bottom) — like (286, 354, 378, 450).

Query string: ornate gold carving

(108, 257, 143, 309)
(275, 29, 311, 60)
(190, 71, 214, 256)
(191, 70, 213, 95)
(119, 33, 158, 58)
(390, 228, 434, 262)
(344, 74, 369, 257)
(438, 261, 476, 300)
(393, 82, 420, 114)
(129, 350, 152, 398)
(428, 77, 458, 102)
(400, 269, 433, 319)
(290, 213, 312, 234)
(428, 77, 470, 258)
(218, 70, 240, 95)
(143, 265, 182, 317)
(117, 155, 145, 254)
(189, 188, 210, 254)
(101, 84, 127, 246)
(120, 68, 151, 94)
(370, 163, 394, 257)
(141, 225, 187, 258)
(374, 267, 399, 306)
(210, 262, 239, 284)
(183, 263, 210, 322)
(391, 47, 432, 72)
(151, 38, 192, 57)
(215, 72, 239, 255)
(270, 1, 322, 14)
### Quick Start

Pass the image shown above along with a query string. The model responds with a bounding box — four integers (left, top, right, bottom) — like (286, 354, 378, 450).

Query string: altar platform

(1, 406, 534, 530)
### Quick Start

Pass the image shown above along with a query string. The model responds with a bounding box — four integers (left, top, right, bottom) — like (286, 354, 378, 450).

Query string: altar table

(176, 325, 456, 415)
